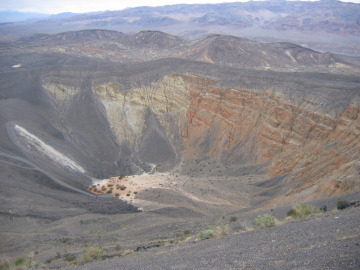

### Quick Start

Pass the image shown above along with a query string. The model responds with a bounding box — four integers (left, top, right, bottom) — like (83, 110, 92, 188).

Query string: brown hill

(6, 30, 355, 72)
(120, 30, 184, 49)
(175, 34, 345, 68)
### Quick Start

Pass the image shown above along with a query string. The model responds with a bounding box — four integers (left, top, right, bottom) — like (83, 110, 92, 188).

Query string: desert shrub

(126, 193, 130, 197)
(115, 193, 120, 197)
(119, 185, 126, 191)
(83, 246, 104, 262)
(337, 200, 349, 210)
(237, 225, 246, 231)
(106, 189, 112, 194)
(122, 249, 134, 255)
(198, 229, 215, 240)
(115, 244, 121, 251)
(287, 204, 318, 219)
(229, 216, 237, 222)
(296, 204, 313, 216)
(14, 258, 25, 266)
(253, 214, 275, 229)
(183, 230, 191, 235)
(63, 253, 76, 262)
(287, 209, 298, 218)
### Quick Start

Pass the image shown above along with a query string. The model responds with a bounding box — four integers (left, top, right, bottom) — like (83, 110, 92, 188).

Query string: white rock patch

(14, 125, 85, 173)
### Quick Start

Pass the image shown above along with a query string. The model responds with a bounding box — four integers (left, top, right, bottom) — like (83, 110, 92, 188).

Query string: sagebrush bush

(287, 204, 318, 219)
(63, 253, 76, 262)
(14, 258, 25, 266)
(337, 200, 349, 209)
(229, 216, 237, 222)
(253, 214, 275, 229)
(83, 246, 104, 262)
(198, 229, 215, 240)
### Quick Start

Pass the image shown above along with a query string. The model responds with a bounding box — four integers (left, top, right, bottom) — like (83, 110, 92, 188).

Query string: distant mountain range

(0, 11, 83, 23)
(1, 0, 360, 56)
(0, 11, 49, 23)
(2, 29, 357, 72)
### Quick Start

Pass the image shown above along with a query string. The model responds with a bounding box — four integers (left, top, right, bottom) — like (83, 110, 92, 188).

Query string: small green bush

(83, 246, 104, 262)
(63, 253, 76, 262)
(198, 229, 215, 240)
(253, 214, 275, 229)
(287, 204, 318, 219)
(115, 244, 121, 251)
(296, 204, 313, 216)
(229, 216, 237, 222)
(287, 208, 298, 218)
(183, 230, 191, 235)
(337, 200, 348, 208)
(237, 225, 246, 231)
(14, 258, 25, 266)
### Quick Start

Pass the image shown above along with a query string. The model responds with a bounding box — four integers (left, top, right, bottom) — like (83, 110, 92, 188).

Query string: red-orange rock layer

(180, 75, 360, 202)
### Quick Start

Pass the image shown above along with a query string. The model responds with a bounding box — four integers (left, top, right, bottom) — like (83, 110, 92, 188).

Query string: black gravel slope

(72, 207, 360, 270)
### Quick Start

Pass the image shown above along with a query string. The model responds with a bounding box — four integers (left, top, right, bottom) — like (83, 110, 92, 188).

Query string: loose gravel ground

(71, 206, 360, 270)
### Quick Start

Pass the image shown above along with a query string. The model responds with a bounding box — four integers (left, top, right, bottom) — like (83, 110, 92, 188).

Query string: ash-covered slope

(0, 68, 141, 221)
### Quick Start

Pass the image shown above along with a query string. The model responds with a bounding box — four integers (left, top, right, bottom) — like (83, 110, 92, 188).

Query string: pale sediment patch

(14, 124, 85, 173)
(87, 172, 252, 213)
(88, 173, 170, 204)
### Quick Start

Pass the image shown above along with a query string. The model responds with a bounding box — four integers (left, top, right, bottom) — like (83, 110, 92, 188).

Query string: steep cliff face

(94, 74, 191, 167)
(43, 71, 360, 204)
(179, 75, 360, 203)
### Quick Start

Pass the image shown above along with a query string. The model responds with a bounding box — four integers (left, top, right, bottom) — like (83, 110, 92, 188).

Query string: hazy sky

(1, 0, 360, 14)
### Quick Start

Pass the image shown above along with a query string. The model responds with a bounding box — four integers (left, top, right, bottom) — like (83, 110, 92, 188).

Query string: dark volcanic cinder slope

(72, 207, 360, 270)
(0, 69, 141, 220)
